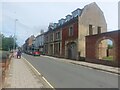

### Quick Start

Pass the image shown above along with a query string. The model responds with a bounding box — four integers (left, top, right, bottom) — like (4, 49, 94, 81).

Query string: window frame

(97, 26, 101, 34)
(69, 25, 74, 36)
(89, 24, 93, 35)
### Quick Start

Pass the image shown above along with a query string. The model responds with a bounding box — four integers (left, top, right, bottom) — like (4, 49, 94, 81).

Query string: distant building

(44, 32, 49, 54)
(28, 35, 35, 47)
(34, 33, 44, 53)
(24, 35, 35, 52)
(44, 26, 54, 55)
(44, 2, 107, 60)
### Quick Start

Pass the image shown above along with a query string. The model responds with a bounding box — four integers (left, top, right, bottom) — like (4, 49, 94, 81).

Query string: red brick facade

(86, 30, 120, 67)
(62, 18, 78, 57)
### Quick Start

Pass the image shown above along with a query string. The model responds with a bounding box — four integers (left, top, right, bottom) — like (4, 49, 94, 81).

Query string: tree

(0, 33, 4, 50)
(1, 34, 18, 51)
(108, 44, 113, 49)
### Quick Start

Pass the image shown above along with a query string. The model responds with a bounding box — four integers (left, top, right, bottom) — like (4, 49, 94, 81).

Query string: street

(2, 1, 120, 89)
(22, 53, 119, 88)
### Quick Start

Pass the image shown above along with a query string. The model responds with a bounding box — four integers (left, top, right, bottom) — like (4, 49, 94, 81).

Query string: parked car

(32, 49, 40, 56)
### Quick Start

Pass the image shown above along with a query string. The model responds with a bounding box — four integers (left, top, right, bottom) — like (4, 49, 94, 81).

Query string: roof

(33, 2, 100, 36)
(36, 33, 45, 38)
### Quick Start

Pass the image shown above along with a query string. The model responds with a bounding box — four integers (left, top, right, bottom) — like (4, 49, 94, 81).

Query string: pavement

(3, 57, 51, 88)
(42, 55, 120, 75)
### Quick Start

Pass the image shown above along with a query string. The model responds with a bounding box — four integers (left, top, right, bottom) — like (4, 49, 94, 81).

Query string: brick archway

(95, 37, 115, 61)
(86, 30, 120, 67)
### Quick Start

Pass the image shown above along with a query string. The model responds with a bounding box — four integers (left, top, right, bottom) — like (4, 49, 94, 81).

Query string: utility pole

(13, 19, 18, 50)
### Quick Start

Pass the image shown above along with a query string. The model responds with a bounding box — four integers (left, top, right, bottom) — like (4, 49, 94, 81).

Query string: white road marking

(22, 57, 55, 89)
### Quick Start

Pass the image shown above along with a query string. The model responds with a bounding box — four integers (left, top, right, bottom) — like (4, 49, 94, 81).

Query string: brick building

(23, 35, 35, 53)
(62, 17, 78, 59)
(43, 2, 107, 59)
(43, 2, 107, 60)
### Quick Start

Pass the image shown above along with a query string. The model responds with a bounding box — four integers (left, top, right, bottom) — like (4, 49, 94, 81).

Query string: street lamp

(13, 19, 18, 50)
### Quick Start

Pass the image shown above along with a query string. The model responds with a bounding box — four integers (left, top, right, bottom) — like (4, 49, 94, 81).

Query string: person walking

(17, 50, 22, 59)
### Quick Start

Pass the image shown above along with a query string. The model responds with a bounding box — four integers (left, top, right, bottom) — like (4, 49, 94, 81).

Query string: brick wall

(62, 19, 78, 57)
(86, 30, 120, 67)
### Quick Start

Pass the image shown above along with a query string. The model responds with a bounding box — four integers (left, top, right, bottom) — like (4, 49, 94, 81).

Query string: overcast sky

(1, 0, 119, 46)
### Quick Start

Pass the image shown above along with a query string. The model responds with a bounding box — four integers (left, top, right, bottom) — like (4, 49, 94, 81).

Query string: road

(22, 54, 118, 88)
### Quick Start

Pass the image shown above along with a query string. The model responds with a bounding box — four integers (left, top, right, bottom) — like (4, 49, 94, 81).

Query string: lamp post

(13, 19, 18, 50)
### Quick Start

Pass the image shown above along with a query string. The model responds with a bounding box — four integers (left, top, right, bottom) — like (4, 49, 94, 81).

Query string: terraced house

(34, 32, 44, 54)
(44, 2, 107, 60)
(24, 35, 35, 53)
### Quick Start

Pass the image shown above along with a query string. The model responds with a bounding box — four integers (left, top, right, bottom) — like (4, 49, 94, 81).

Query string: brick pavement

(3, 57, 44, 88)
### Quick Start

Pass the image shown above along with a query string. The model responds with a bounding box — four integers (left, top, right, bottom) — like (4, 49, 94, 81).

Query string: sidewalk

(3, 57, 44, 88)
(42, 55, 120, 75)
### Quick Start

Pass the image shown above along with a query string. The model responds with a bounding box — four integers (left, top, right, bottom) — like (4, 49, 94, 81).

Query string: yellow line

(22, 57, 54, 88)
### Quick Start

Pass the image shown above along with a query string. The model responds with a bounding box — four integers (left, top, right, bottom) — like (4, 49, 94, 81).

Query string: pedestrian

(17, 50, 22, 59)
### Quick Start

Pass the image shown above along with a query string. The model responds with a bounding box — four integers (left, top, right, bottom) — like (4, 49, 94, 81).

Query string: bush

(0, 51, 10, 63)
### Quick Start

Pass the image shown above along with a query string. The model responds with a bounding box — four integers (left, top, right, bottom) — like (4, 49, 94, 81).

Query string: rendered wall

(78, 2, 107, 57)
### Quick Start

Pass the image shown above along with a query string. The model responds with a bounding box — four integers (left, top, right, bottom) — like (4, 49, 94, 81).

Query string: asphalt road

(22, 54, 119, 88)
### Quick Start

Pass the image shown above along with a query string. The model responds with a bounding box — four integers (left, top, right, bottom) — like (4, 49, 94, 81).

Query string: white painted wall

(34, 34, 44, 49)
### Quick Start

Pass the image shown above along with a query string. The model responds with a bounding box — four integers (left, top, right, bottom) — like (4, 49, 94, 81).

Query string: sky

(0, 0, 119, 46)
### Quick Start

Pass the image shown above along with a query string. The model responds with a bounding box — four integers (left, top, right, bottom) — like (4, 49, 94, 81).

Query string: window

(89, 25, 93, 35)
(97, 26, 101, 34)
(69, 26, 74, 36)
(56, 33, 57, 39)
(54, 43, 60, 54)
(58, 32, 60, 39)
(58, 43, 60, 52)
(46, 36, 48, 42)
(56, 32, 60, 40)
(50, 34, 53, 41)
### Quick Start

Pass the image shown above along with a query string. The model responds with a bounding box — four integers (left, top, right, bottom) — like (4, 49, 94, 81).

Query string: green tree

(108, 44, 113, 49)
(0, 33, 4, 50)
(2, 35, 17, 51)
